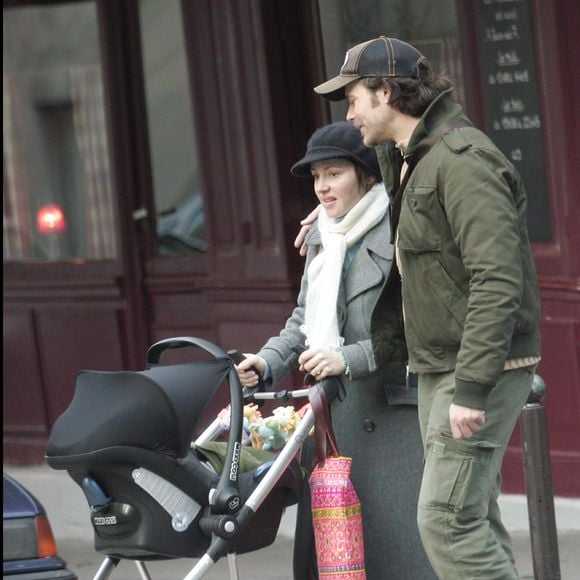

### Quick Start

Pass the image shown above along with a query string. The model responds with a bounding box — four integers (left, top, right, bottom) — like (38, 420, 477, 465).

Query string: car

(156, 193, 208, 254)
(3, 472, 77, 579)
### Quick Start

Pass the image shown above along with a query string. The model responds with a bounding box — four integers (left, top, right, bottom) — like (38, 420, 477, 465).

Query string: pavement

(4, 463, 580, 580)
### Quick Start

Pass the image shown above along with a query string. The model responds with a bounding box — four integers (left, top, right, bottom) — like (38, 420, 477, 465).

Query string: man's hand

(449, 403, 485, 439)
(293, 205, 321, 257)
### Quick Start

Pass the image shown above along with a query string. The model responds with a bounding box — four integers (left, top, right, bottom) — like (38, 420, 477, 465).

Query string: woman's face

(311, 158, 365, 218)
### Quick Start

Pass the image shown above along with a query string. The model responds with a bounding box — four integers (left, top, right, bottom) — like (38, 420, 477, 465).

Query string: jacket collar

(344, 215, 392, 302)
(356, 214, 392, 260)
(304, 221, 321, 246)
(405, 88, 465, 158)
(376, 89, 467, 197)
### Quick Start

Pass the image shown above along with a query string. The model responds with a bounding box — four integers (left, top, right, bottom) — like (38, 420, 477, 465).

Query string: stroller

(46, 336, 338, 580)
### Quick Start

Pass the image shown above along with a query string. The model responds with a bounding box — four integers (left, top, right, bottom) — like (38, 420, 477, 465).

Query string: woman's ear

(365, 177, 377, 192)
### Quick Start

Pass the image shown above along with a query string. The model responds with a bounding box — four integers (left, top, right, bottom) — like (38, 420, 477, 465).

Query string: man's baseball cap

(314, 36, 425, 101)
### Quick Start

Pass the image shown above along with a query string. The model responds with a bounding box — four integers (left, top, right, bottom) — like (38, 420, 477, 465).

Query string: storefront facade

(4, 0, 579, 497)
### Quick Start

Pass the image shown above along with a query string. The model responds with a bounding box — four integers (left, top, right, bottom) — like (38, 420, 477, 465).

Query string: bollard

(520, 374, 561, 580)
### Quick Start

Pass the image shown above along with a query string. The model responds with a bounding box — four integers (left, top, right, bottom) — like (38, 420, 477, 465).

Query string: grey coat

(258, 211, 435, 579)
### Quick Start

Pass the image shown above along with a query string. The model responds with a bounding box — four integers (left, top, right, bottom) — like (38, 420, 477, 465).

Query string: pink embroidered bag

(309, 383, 366, 579)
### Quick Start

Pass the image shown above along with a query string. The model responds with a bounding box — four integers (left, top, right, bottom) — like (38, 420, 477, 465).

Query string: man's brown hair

(362, 59, 452, 117)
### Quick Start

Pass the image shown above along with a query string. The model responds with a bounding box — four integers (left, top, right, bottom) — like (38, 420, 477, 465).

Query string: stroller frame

(94, 388, 314, 580)
(46, 336, 336, 580)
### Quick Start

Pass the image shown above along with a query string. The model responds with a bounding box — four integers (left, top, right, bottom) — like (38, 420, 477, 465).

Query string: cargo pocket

(421, 432, 500, 517)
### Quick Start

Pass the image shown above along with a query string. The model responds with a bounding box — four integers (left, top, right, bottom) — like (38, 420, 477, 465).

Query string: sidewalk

(4, 463, 580, 579)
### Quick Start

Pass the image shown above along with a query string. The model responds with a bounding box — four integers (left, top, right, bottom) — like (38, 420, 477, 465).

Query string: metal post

(520, 374, 561, 580)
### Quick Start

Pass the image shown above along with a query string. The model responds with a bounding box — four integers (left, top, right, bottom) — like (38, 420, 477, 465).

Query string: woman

(236, 122, 435, 579)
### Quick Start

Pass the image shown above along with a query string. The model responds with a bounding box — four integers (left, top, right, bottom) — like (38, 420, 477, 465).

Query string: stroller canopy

(47, 358, 232, 460)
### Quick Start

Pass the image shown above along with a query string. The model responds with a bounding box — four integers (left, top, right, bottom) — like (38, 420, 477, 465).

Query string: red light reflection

(36, 204, 66, 234)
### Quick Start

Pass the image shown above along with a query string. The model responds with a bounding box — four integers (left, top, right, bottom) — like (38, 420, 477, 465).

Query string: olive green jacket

(372, 89, 541, 409)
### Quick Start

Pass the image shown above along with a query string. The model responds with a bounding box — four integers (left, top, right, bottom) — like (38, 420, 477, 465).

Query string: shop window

(139, 0, 207, 255)
(3, 2, 117, 261)
(319, 0, 462, 120)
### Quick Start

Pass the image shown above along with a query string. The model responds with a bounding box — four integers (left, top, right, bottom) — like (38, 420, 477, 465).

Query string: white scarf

(303, 183, 388, 349)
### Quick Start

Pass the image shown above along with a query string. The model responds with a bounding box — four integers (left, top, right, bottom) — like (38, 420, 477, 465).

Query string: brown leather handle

(309, 382, 339, 464)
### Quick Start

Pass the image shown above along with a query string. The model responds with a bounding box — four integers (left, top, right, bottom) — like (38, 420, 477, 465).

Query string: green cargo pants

(417, 366, 535, 580)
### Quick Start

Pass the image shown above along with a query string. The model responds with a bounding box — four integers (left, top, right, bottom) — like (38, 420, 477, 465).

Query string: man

(300, 36, 541, 579)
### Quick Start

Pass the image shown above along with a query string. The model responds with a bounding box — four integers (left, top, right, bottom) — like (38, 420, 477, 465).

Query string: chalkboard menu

(475, 0, 551, 241)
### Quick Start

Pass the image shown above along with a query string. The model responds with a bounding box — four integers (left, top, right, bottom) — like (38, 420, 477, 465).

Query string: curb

(4, 464, 580, 542)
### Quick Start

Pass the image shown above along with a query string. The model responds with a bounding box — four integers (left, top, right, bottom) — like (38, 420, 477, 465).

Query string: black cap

(314, 36, 425, 101)
(291, 121, 381, 180)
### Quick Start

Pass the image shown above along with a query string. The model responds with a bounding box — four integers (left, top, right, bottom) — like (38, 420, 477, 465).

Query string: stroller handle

(147, 336, 230, 364)
(147, 336, 245, 515)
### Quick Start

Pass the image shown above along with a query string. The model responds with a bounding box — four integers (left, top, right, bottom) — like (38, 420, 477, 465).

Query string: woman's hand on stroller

(298, 347, 346, 381)
(235, 354, 267, 387)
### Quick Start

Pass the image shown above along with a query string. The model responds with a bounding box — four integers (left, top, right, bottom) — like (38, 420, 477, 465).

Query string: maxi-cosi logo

(229, 441, 241, 481)
(93, 515, 117, 526)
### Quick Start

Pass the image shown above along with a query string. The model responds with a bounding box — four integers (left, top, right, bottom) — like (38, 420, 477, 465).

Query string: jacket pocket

(398, 186, 443, 253)
(421, 432, 500, 517)
(424, 258, 468, 328)
(405, 257, 467, 348)
(381, 364, 417, 406)
(384, 382, 418, 406)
